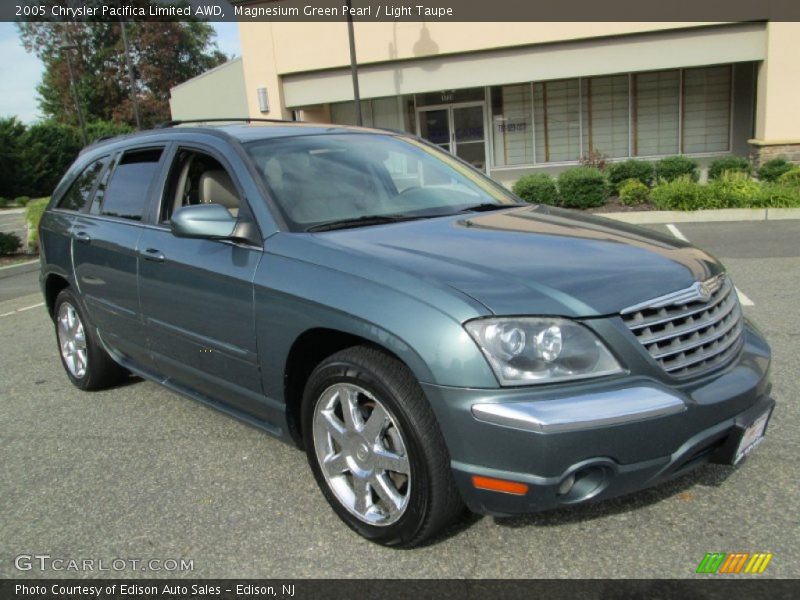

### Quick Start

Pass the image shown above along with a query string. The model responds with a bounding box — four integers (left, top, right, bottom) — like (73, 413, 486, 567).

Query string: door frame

(416, 101, 490, 172)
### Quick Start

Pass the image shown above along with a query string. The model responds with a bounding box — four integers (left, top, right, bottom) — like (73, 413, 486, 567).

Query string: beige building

(171, 20, 800, 186)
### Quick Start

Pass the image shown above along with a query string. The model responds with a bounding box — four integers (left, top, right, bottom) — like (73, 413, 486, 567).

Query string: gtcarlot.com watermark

(14, 554, 194, 573)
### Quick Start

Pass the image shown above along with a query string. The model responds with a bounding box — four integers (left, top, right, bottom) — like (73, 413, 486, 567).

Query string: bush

(0, 231, 22, 255)
(512, 174, 559, 205)
(757, 157, 793, 182)
(578, 148, 609, 171)
(0, 197, 9, 208)
(650, 176, 710, 210)
(708, 156, 752, 180)
(618, 179, 650, 205)
(655, 156, 700, 183)
(558, 167, 609, 208)
(755, 183, 800, 208)
(25, 197, 49, 251)
(14, 196, 31, 207)
(607, 160, 654, 192)
(705, 171, 761, 208)
(778, 167, 800, 187)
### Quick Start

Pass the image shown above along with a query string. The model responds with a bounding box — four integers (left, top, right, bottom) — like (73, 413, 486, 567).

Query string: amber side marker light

(471, 475, 529, 495)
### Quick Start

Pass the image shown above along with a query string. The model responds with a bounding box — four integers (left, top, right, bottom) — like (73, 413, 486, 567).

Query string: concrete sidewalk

(602, 207, 800, 224)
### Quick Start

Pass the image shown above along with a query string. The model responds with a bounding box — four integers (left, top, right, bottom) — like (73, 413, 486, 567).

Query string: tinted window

(57, 158, 107, 211)
(101, 149, 163, 221)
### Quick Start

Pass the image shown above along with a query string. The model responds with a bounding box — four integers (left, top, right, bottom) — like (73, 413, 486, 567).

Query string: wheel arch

(282, 326, 431, 447)
(43, 273, 71, 319)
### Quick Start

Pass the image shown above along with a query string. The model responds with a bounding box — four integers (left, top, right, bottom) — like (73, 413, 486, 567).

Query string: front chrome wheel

(312, 383, 411, 526)
(57, 301, 87, 379)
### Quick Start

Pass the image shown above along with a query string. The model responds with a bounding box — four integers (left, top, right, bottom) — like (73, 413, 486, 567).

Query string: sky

(0, 21, 242, 124)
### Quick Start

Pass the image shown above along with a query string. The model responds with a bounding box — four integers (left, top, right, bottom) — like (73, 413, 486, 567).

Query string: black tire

(53, 288, 127, 391)
(301, 345, 464, 547)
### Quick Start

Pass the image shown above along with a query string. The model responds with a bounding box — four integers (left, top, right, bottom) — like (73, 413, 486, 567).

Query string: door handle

(74, 231, 91, 244)
(140, 248, 165, 262)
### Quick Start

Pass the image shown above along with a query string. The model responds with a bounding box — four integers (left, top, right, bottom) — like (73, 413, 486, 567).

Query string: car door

(72, 146, 167, 368)
(137, 144, 269, 419)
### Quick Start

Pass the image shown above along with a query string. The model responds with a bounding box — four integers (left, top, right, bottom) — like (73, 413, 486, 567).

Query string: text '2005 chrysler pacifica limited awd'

(39, 121, 773, 547)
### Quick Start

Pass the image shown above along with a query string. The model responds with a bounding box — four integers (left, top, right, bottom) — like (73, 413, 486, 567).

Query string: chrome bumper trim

(471, 387, 686, 433)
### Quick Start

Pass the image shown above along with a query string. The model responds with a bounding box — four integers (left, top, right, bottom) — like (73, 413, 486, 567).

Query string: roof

(80, 121, 398, 154)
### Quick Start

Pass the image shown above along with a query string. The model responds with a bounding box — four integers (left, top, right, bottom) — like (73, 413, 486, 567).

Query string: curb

(0, 259, 39, 279)
(600, 207, 800, 224)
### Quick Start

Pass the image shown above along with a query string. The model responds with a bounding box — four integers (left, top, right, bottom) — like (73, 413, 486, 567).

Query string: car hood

(297, 205, 724, 317)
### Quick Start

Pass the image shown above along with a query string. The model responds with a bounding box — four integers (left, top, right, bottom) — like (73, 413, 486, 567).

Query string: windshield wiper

(456, 202, 527, 213)
(306, 214, 423, 232)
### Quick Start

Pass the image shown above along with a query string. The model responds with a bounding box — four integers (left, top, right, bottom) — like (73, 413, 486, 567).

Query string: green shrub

(557, 167, 609, 208)
(618, 179, 650, 205)
(655, 156, 700, 183)
(512, 174, 559, 205)
(757, 157, 793, 182)
(0, 197, 9, 208)
(14, 196, 31, 207)
(705, 171, 761, 208)
(778, 167, 800, 186)
(607, 160, 654, 192)
(0, 231, 22, 255)
(25, 197, 49, 251)
(650, 176, 710, 210)
(755, 183, 800, 208)
(708, 156, 752, 180)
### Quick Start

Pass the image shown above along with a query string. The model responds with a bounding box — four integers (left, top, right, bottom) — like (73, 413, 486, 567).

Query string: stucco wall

(169, 57, 249, 120)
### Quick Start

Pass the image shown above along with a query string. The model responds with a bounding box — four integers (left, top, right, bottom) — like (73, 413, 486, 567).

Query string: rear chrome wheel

(53, 288, 127, 391)
(312, 383, 411, 526)
(57, 302, 87, 379)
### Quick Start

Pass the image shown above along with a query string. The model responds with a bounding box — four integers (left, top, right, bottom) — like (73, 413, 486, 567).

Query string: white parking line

(666, 223, 689, 242)
(0, 302, 45, 318)
(665, 223, 755, 306)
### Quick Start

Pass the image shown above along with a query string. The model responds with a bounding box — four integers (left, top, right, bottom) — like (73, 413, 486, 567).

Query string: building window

(490, 84, 534, 167)
(582, 75, 629, 158)
(633, 70, 680, 157)
(534, 79, 581, 163)
(682, 65, 732, 153)
(329, 100, 373, 127)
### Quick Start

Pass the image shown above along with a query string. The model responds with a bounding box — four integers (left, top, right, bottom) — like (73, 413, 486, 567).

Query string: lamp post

(59, 41, 88, 146)
(119, 20, 142, 130)
(345, 0, 362, 126)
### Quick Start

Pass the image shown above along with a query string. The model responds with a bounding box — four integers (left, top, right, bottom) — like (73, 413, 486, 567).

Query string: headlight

(464, 317, 624, 386)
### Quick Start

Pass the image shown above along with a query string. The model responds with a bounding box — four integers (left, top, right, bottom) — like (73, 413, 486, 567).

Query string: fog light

(557, 473, 576, 496)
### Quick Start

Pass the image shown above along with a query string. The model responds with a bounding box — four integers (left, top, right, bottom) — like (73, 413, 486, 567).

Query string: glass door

(452, 104, 486, 171)
(417, 103, 487, 172)
(418, 108, 451, 153)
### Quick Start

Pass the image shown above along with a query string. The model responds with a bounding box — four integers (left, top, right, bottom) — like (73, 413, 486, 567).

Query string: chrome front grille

(621, 274, 743, 379)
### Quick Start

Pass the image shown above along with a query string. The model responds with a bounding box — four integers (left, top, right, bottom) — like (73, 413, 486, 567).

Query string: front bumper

(422, 324, 773, 516)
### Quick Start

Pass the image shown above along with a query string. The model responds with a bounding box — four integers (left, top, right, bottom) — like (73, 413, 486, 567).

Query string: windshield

(244, 133, 519, 231)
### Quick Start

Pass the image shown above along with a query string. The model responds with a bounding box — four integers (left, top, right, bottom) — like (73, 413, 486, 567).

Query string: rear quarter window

(57, 157, 108, 211)
(100, 148, 164, 221)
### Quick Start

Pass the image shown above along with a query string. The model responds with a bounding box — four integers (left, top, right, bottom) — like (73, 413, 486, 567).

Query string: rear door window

(57, 157, 108, 211)
(100, 148, 164, 221)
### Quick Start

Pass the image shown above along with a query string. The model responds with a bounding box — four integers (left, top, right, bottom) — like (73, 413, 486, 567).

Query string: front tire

(54, 288, 127, 391)
(302, 346, 464, 547)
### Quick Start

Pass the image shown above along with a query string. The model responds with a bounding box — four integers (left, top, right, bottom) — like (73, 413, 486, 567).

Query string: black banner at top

(5, 0, 800, 23)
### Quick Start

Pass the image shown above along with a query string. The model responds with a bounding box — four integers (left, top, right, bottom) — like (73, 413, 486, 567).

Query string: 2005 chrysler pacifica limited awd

(39, 121, 773, 547)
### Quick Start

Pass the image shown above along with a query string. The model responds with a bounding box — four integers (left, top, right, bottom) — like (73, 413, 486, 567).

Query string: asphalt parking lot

(1, 220, 798, 579)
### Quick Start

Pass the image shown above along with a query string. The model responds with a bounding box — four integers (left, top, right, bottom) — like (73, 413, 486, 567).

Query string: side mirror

(170, 204, 237, 239)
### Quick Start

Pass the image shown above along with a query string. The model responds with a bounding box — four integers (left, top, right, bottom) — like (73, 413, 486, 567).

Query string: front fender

(253, 253, 499, 403)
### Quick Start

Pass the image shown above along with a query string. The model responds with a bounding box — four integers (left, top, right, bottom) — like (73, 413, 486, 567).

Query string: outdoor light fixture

(257, 87, 270, 113)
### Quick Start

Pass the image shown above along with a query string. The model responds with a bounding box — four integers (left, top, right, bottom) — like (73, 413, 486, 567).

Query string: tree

(0, 117, 27, 198)
(17, 1, 227, 128)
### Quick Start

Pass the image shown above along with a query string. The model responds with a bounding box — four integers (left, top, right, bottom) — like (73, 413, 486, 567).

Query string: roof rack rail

(155, 117, 295, 128)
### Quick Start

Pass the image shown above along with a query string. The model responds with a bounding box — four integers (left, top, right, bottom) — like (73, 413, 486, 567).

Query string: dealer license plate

(734, 411, 770, 464)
